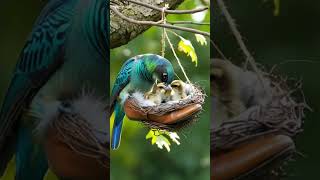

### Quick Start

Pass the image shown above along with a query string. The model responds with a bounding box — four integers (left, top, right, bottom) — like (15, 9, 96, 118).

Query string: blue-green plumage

(0, 0, 109, 179)
(16, 122, 48, 180)
(111, 54, 175, 150)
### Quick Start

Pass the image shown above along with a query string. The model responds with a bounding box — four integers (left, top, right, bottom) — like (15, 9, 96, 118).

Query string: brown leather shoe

(124, 98, 202, 124)
(211, 134, 295, 180)
(45, 127, 108, 180)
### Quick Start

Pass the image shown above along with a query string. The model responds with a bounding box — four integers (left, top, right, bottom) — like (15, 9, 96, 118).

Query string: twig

(216, 0, 267, 92)
(215, 0, 255, 68)
(167, 21, 210, 25)
(126, 0, 209, 14)
(111, 6, 210, 37)
(161, 7, 166, 57)
(210, 39, 228, 60)
(270, 59, 320, 74)
(164, 29, 191, 83)
(166, 29, 180, 38)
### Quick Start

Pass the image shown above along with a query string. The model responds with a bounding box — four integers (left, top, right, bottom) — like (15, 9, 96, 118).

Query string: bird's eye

(157, 84, 165, 89)
(162, 73, 168, 82)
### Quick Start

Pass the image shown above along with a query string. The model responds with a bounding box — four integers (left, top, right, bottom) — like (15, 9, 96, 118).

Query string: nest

(52, 112, 109, 167)
(211, 71, 309, 152)
(125, 84, 206, 131)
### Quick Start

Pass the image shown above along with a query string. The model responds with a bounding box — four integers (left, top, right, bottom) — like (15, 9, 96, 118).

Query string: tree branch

(167, 21, 210, 26)
(126, 0, 209, 14)
(216, 0, 255, 68)
(215, 0, 268, 94)
(110, 0, 184, 48)
(111, 6, 210, 37)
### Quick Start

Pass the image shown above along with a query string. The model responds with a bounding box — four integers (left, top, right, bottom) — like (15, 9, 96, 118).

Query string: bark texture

(110, 0, 183, 49)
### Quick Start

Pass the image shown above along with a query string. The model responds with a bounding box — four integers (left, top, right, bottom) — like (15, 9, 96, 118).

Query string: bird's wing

(0, 0, 75, 175)
(110, 58, 136, 112)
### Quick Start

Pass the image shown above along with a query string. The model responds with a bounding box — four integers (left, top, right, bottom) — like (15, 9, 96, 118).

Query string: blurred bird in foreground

(211, 58, 272, 126)
(34, 89, 109, 179)
(0, 0, 109, 179)
(111, 54, 175, 150)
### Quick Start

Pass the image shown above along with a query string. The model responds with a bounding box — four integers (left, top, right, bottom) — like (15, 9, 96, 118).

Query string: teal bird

(111, 54, 175, 150)
(0, 0, 108, 179)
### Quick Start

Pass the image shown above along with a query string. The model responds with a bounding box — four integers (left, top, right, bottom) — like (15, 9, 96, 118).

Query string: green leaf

(178, 36, 198, 66)
(145, 129, 181, 152)
(152, 136, 157, 145)
(168, 132, 181, 145)
(273, 0, 280, 16)
(155, 135, 171, 152)
(146, 129, 158, 145)
(146, 130, 154, 139)
(195, 34, 207, 46)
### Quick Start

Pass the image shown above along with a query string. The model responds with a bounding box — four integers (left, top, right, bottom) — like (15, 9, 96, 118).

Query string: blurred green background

(0, 1, 44, 103)
(0, 1, 60, 179)
(213, 0, 320, 179)
(110, 0, 210, 180)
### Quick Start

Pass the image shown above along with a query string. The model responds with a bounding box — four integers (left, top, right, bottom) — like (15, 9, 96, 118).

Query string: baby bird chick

(211, 59, 246, 119)
(144, 82, 172, 105)
(170, 80, 188, 101)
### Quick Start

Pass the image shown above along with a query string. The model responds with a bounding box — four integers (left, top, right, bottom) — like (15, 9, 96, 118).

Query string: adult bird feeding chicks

(111, 54, 203, 150)
(111, 54, 175, 149)
(144, 80, 193, 105)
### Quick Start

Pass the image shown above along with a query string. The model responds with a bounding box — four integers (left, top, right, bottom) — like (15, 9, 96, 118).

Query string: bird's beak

(164, 85, 172, 96)
(164, 85, 172, 91)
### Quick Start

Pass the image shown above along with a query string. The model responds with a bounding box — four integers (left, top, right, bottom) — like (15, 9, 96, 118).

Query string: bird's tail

(111, 103, 125, 150)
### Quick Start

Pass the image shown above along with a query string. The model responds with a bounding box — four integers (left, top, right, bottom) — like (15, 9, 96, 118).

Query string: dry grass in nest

(211, 70, 310, 153)
(126, 84, 206, 131)
(52, 112, 109, 167)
